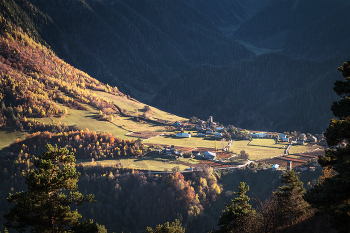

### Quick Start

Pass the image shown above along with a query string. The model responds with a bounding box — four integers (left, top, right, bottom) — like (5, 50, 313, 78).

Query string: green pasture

(230, 139, 291, 160)
(95, 91, 187, 122)
(0, 127, 28, 151)
(288, 143, 322, 155)
(78, 153, 196, 172)
(143, 133, 228, 149)
(29, 103, 132, 140)
(112, 116, 165, 133)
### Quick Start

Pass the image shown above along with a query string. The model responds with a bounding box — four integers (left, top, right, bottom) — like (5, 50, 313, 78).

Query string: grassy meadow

(143, 133, 230, 149)
(238, 139, 290, 160)
(28, 103, 132, 140)
(94, 91, 187, 122)
(0, 127, 28, 151)
(78, 153, 198, 172)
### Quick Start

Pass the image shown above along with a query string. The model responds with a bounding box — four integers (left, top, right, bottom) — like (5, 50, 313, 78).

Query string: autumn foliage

(0, 24, 124, 128)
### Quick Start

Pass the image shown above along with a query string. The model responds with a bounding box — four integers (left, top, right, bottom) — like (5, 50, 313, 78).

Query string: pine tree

(304, 61, 350, 233)
(145, 219, 185, 233)
(4, 144, 104, 233)
(274, 170, 309, 227)
(216, 182, 256, 233)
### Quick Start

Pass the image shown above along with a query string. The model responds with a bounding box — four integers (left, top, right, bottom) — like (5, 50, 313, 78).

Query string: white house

(203, 151, 216, 160)
(216, 127, 224, 132)
(176, 133, 191, 138)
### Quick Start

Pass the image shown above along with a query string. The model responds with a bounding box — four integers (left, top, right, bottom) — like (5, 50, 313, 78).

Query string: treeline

(0, 25, 123, 128)
(8, 129, 144, 160)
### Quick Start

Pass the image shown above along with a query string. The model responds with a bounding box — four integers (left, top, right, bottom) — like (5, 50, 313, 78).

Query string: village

(148, 115, 327, 173)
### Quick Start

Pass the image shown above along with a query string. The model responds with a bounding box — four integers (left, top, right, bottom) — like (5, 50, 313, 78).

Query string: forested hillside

(0, 0, 251, 97)
(234, 0, 350, 60)
(183, 0, 271, 30)
(152, 54, 339, 133)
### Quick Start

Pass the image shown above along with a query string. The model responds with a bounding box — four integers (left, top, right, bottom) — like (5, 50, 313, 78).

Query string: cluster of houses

(167, 116, 326, 166)
(174, 116, 225, 139)
(192, 151, 216, 160)
(160, 145, 183, 156)
(158, 146, 217, 160)
(250, 132, 319, 145)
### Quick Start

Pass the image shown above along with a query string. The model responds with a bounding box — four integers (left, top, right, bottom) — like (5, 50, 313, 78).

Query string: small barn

(203, 151, 216, 160)
(176, 133, 191, 138)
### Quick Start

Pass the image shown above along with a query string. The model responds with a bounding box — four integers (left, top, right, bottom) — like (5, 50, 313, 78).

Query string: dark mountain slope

(183, 0, 271, 30)
(1, 0, 252, 98)
(152, 53, 339, 133)
(233, 0, 350, 60)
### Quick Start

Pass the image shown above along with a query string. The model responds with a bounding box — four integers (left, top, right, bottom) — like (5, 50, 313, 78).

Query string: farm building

(176, 133, 191, 138)
(174, 151, 183, 156)
(161, 148, 172, 155)
(251, 132, 266, 138)
(296, 139, 305, 145)
(192, 151, 201, 157)
(196, 125, 205, 131)
(206, 129, 214, 135)
(203, 151, 216, 160)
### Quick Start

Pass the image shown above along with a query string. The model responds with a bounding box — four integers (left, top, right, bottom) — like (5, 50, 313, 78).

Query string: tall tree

(304, 61, 350, 233)
(145, 219, 185, 233)
(4, 144, 105, 233)
(274, 171, 310, 228)
(216, 182, 257, 233)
